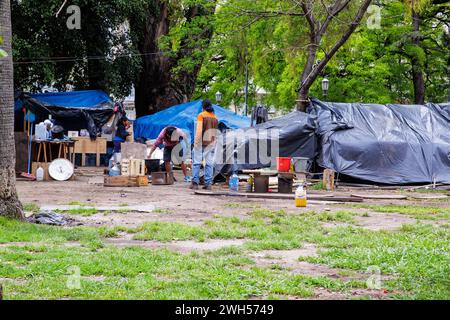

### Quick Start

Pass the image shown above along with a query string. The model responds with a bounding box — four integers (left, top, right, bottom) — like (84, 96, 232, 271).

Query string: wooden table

(72, 137, 107, 167)
(34, 140, 76, 164)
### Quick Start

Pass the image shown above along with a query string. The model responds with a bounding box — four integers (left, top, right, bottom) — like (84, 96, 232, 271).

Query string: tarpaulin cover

(17, 90, 115, 138)
(134, 100, 250, 143)
(214, 111, 317, 175)
(310, 99, 450, 184)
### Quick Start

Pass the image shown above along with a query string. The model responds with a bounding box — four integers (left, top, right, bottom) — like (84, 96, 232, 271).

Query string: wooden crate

(104, 175, 148, 187)
(121, 159, 145, 176)
(136, 175, 149, 186)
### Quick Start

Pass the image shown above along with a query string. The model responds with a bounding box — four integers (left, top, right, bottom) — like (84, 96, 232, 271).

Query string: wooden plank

(193, 190, 363, 202)
(408, 194, 449, 200)
(351, 193, 407, 200)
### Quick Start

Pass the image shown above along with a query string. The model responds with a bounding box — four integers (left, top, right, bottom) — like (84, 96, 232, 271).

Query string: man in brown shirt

(190, 100, 219, 190)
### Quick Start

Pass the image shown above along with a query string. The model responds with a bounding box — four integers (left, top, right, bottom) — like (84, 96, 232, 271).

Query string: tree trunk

(297, 42, 319, 112)
(132, 1, 216, 118)
(296, 0, 373, 111)
(133, 1, 186, 118)
(411, 10, 425, 104)
(0, 0, 24, 220)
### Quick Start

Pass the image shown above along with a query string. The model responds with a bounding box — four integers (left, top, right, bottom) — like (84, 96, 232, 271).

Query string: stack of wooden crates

(104, 158, 148, 187)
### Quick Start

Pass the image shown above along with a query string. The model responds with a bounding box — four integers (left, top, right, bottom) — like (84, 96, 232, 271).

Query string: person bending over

(149, 126, 190, 182)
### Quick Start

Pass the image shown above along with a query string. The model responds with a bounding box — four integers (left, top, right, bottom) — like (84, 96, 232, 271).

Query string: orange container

(276, 157, 291, 172)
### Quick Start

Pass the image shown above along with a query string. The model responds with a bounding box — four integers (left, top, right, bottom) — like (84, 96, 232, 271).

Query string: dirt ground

(16, 167, 448, 229)
(13, 167, 449, 300)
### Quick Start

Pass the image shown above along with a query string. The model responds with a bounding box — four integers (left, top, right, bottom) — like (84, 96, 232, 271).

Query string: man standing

(149, 126, 190, 182)
(190, 100, 219, 190)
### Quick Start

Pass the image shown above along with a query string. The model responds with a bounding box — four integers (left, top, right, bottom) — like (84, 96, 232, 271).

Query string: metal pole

(244, 61, 249, 116)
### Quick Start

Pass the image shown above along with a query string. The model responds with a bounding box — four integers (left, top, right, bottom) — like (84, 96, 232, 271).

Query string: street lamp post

(322, 78, 329, 99)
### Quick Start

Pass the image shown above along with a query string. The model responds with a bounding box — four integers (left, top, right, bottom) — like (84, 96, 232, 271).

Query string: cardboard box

(68, 131, 79, 138)
(32, 162, 50, 181)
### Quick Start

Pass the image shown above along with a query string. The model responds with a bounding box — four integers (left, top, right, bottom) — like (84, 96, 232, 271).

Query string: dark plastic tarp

(310, 99, 450, 184)
(134, 100, 250, 143)
(214, 111, 317, 175)
(17, 90, 115, 138)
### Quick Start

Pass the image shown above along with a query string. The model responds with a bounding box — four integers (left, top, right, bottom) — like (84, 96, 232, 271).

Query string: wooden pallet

(104, 175, 148, 187)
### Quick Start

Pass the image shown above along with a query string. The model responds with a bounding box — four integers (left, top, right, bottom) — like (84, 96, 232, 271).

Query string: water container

(229, 173, 239, 192)
(35, 123, 47, 141)
(246, 175, 253, 193)
(36, 166, 44, 181)
(295, 185, 307, 207)
(109, 163, 121, 176)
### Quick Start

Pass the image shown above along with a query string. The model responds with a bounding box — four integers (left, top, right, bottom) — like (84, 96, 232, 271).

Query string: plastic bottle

(36, 166, 44, 181)
(230, 153, 239, 192)
(295, 184, 307, 207)
(246, 175, 253, 193)
(109, 162, 121, 176)
(229, 173, 239, 192)
(35, 123, 47, 141)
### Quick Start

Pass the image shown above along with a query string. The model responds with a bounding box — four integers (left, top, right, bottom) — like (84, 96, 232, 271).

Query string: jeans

(192, 145, 215, 186)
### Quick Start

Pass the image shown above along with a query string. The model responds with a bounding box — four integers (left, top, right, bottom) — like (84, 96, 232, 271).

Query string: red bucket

(276, 157, 291, 172)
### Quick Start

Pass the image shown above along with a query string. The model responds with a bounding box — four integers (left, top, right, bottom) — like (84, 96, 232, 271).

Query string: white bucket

(292, 157, 309, 173)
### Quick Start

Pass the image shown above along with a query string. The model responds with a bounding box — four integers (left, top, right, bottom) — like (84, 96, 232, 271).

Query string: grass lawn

(0, 204, 448, 300)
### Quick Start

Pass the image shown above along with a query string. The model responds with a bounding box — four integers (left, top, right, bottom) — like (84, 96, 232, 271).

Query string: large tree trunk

(411, 10, 425, 104)
(0, 0, 24, 220)
(133, 1, 184, 118)
(132, 1, 216, 118)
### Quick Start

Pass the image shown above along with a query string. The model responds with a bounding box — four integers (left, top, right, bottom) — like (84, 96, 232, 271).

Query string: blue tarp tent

(15, 90, 116, 138)
(23, 90, 113, 109)
(134, 100, 250, 143)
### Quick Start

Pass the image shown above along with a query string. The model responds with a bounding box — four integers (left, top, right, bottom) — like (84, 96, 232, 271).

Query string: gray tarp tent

(310, 99, 450, 184)
(214, 111, 317, 176)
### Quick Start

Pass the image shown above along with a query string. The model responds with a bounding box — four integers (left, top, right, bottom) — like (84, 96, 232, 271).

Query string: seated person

(148, 126, 190, 182)
(113, 117, 131, 153)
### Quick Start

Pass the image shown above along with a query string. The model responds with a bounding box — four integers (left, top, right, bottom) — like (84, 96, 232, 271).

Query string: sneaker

(202, 185, 212, 191)
(190, 183, 199, 190)
(184, 176, 192, 183)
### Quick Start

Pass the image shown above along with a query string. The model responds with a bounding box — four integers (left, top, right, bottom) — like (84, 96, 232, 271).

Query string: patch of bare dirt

(103, 237, 247, 253)
(248, 245, 392, 283)
(0, 241, 81, 248)
(354, 213, 417, 231)
(0, 277, 28, 285)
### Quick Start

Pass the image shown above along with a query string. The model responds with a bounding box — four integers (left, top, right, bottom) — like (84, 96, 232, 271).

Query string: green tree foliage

(12, 0, 217, 115)
(195, 0, 448, 109)
(12, 0, 148, 98)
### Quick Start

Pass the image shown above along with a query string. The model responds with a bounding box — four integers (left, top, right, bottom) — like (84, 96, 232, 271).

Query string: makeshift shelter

(310, 99, 450, 184)
(214, 111, 317, 175)
(133, 100, 250, 143)
(15, 90, 118, 138)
